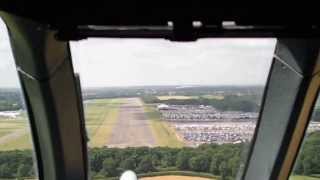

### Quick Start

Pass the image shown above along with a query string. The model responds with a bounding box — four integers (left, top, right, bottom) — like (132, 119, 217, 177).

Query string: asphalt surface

(107, 98, 155, 148)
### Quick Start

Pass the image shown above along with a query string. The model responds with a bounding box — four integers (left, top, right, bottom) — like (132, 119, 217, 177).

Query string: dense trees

(136, 155, 156, 173)
(311, 108, 320, 122)
(101, 157, 118, 177)
(141, 95, 161, 104)
(0, 150, 35, 178)
(189, 154, 211, 172)
(293, 131, 320, 175)
(17, 164, 33, 178)
(176, 149, 192, 170)
(119, 157, 136, 171)
(0, 89, 23, 111)
(87, 144, 246, 179)
(2, 133, 320, 179)
(0, 144, 245, 179)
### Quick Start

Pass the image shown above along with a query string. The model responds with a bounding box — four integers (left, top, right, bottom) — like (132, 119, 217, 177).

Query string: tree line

(90, 143, 246, 180)
(293, 131, 320, 175)
(141, 95, 260, 112)
(0, 144, 245, 180)
(311, 108, 320, 122)
(1, 131, 320, 180)
(0, 89, 23, 111)
(0, 150, 35, 178)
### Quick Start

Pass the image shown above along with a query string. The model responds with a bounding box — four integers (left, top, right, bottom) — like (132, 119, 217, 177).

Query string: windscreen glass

(70, 38, 276, 180)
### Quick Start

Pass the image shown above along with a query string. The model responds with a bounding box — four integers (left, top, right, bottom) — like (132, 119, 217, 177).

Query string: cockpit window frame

(1, 9, 320, 180)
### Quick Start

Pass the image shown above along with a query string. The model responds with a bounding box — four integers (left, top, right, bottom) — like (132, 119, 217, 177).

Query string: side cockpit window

(291, 94, 320, 179)
(0, 18, 38, 179)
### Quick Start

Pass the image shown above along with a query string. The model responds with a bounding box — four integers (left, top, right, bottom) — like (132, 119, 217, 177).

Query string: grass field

(0, 97, 182, 149)
(200, 94, 224, 100)
(290, 176, 320, 180)
(144, 105, 184, 148)
(0, 98, 123, 150)
(0, 129, 11, 138)
(156, 96, 196, 100)
(0, 117, 32, 151)
(85, 98, 122, 147)
(0, 132, 32, 150)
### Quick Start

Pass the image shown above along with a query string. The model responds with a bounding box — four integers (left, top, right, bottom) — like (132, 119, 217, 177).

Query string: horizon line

(0, 84, 266, 89)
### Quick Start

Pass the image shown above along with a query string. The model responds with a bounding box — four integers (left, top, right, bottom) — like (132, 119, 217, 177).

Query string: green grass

(0, 132, 33, 150)
(89, 106, 120, 147)
(0, 119, 28, 129)
(290, 175, 320, 180)
(0, 97, 182, 150)
(144, 105, 184, 148)
(0, 115, 32, 151)
(85, 99, 120, 136)
(200, 94, 224, 100)
(0, 98, 123, 150)
(85, 98, 122, 147)
(0, 129, 11, 138)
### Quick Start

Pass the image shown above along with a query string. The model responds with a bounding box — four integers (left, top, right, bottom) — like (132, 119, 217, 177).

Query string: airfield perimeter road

(107, 98, 156, 148)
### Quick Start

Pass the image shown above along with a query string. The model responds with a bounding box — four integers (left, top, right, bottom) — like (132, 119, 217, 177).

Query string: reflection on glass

(291, 95, 320, 180)
(71, 38, 276, 180)
(0, 19, 37, 178)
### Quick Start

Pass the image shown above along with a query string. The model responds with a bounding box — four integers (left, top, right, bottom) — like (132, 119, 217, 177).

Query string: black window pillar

(1, 12, 87, 180)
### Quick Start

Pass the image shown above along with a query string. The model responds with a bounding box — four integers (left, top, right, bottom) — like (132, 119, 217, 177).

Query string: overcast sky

(0, 19, 276, 88)
(70, 38, 276, 87)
